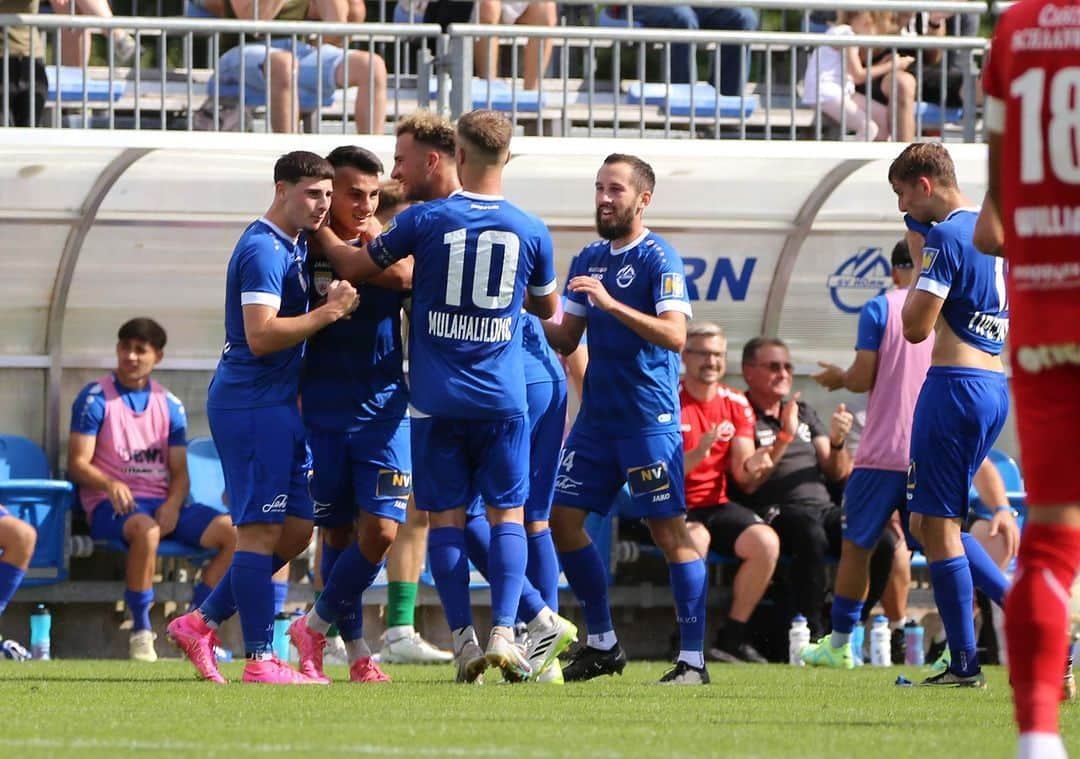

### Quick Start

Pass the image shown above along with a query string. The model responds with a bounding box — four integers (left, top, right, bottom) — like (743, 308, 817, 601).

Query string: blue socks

(231, 551, 275, 657)
(669, 559, 707, 655)
(0, 561, 25, 616)
(200, 554, 287, 625)
(961, 533, 1008, 607)
(527, 528, 560, 613)
(314, 543, 384, 641)
(930, 556, 979, 677)
(125, 588, 154, 632)
(559, 544, 614, 636)
(428, 526, 472, 631)
(464, 514, 549, 624)
(320, 541, 343, 588)
(272, 581, 289, 615)
(190, 581, 212, 611)
(488, 522, 528, 628)
(831, 595, 864, 636)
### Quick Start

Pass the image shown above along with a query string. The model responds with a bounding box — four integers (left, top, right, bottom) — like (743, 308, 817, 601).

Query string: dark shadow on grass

(0, 675, 202, 683)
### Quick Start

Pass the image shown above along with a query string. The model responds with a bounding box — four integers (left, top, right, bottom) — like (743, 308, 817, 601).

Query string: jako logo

(828, 248, 892, 313)
(683, 257, 756, 301)
(261, 494, 288, 513)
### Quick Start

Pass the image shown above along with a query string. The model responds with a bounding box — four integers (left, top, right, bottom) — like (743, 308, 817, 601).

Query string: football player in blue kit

(892, 143, 1010, 688)
(313, 110, 574, 684)
(169, 151, 359, 685)
(544, 154, 709, 685)
(288, 145, 415, 684)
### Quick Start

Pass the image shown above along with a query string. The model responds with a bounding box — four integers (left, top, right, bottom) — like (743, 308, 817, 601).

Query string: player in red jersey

(979, 3, 1080, 756)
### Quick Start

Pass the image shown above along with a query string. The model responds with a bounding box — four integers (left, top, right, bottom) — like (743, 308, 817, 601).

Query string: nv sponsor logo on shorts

(627, 461, 671, 500)
(376, 469, 412, 498)
(261, 494, 288, 514)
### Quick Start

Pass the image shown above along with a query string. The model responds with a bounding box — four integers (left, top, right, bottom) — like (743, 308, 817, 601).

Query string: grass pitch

(0, 660, 1076, 757)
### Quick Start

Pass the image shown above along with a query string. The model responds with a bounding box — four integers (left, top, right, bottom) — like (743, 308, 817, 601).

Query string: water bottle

(869, 615, 891, 667)
(272, 612, 291, 661)
(904, 619, 925, 667)
(29, 604, 51, 661)
(287, 608, 304, 662)
(850, 624, 865, 667)
(789, 614, 810, 666)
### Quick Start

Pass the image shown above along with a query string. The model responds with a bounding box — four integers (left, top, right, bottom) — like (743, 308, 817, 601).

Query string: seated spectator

(614, 3, 758, 95)
(864, 11, 916, 140)
(47, 0, 138, 66)
(729, 336, 854, 639)
(802, 10, 910, 141)
(67, 318, 236, 662)
(474, 0, 556, 92)
(196, 0, 387, 134)
(0, 505, 37, 648)
(893, 7, 982, 110)
(1, 0, 46, 126)
(679, 322, 778, 663)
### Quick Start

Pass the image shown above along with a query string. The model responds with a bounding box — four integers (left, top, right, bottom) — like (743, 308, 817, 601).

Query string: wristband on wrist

(776, 430, 794, 445)
(995, 505, 1019, 517)
(830, 438, 846, 450)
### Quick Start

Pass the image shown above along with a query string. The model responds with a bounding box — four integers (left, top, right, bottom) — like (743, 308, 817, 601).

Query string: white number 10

(1012, 66, 1080, 184)
(443, 228, 521, 310)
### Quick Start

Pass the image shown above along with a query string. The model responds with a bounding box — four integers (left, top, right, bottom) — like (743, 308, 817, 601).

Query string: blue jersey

(208, 218, 310, 409)
(855, 294, 888, 351)
(521, 313, 565, 385)
(366, 191, 557, 419)
(916, 208, 1009, 355)
(300, 256, 408, 431)
(565, 230, 692, 437)
(71, 375, 187, 446)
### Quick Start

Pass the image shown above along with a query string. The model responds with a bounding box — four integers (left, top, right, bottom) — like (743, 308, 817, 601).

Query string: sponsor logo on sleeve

(661, 272, 685, 298)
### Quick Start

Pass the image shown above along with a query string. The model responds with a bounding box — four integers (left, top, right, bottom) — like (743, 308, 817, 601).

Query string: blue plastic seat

(625, 82, 758, 119)
(0, 435, 76, 587)
(45, 65, 125, 104)
(428, 77, 547, 113)
(917, 101, 964, 126)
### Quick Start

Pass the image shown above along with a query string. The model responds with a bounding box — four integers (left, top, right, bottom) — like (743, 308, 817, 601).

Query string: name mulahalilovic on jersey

(917, 208, 1010, 354)
(565, 229, 692, 437)
(366, 190, 557, 419)
(208, 217, 311, 409)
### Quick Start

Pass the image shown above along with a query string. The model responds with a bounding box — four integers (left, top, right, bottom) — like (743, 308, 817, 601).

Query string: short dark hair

(741, 336, 787, 366)
(274, 151, 334, 184)
(326, 145, 384, 176)
(456, 109, 512, 161)
(118, 317, 167, 351)
(887, 143, 957, 188)
(891, 238, 913, 269)
(603, 153, 655, 193)
(396, 111, 456, 156)
(378, 179, 407, 210)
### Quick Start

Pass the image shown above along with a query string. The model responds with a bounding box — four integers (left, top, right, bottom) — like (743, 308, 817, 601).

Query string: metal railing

(1, 11, 990, 140)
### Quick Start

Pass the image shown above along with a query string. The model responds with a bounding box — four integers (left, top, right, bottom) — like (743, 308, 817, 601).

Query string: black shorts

(870, 65, 964, 109)
(686, 501, 764, 556)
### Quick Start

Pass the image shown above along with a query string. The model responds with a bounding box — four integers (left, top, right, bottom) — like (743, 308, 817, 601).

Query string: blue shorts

(308, 418, 411, 527)
(89, 497, 223, 546)
(217, 39, 344, 111)
(411, 415, 529, 512)
(841, 468, 907, 550)
(208, 403, 314, 526)
(553, 424, 685, 520)
(525, 379, 567, 524)
(906, 367, 1009, 520)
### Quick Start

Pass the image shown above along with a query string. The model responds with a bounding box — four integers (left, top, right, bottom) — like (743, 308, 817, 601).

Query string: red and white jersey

(679, 382, 756, 508)
(983, 0, 1080, 354)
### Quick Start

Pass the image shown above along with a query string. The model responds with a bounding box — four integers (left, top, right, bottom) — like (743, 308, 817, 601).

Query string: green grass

(0, 660, 1075, 757)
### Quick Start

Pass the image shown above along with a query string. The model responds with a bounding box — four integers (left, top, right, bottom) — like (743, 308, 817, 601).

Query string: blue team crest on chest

(616, 264, 636, 288)
(312, 261, 334, 297)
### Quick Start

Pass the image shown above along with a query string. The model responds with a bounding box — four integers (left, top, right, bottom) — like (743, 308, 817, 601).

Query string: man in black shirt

(730, 337, 853, 638)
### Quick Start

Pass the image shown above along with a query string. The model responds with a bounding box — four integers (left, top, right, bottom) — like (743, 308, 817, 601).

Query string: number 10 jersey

(367, 190, 557, 419)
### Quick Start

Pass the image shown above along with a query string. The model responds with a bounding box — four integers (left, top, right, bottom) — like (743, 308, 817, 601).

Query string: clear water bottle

(272, 612, 291, 661)
(850, 624, 865, 666)
(904, 619, 925, 666)
(29, 604, 51, 660)
(869, 615, 891, 667)
(789, 614, 810, 666)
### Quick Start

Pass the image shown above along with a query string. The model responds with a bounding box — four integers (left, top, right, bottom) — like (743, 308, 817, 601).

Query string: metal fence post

(448, 32, 472, 120)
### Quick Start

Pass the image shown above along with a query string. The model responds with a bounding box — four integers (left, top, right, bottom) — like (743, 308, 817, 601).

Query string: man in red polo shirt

(680, 321, 778, 663)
